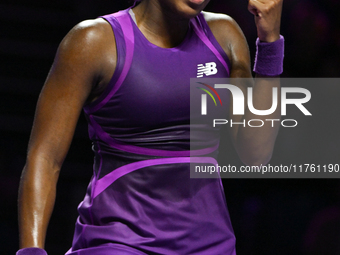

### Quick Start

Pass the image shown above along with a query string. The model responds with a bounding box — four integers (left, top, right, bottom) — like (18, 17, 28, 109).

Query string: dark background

(1, 0, 340, 254)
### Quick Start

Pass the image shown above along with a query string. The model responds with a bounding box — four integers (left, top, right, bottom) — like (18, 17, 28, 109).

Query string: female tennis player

(18, 0, 283, 254)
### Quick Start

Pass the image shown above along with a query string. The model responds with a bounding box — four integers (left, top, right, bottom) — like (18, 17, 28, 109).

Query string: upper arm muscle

(27, 19, 116, 168)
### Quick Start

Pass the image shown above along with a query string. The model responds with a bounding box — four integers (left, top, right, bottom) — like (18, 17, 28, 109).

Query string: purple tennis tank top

(66, 7, 236, 255)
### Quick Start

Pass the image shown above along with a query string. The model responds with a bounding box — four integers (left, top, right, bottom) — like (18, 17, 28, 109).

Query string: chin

(164, 0, 210, 19)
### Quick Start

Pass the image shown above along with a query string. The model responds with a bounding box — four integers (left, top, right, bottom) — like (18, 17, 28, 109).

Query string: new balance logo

(197, 62, 218, 78)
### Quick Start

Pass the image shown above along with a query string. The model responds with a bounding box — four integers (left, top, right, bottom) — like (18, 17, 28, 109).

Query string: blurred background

(1, 0, 339, 254)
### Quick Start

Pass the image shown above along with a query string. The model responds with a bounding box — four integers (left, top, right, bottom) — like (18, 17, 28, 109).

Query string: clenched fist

(248, 0, 283, 42)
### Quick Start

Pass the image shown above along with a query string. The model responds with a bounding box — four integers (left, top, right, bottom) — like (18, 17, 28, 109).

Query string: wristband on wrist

(253, 35, 284, 76)
(16, 248, 48, 255)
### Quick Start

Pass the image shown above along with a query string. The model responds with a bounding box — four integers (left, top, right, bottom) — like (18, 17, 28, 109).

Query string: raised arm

(18, 18, 115, 252)
(205, 0, 283, 166)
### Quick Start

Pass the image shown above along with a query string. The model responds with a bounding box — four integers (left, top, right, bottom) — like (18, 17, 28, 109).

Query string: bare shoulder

(59, 18, 115, 56)
(201, 11, 251, 77)
(201, 11, 246, 50)
(53, 18, 117, 100)
(69, 18, 113, 39)
(201, 11, 236, 29)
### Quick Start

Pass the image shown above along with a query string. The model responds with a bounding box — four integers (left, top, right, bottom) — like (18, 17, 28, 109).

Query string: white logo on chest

(197, 62, 218, 78)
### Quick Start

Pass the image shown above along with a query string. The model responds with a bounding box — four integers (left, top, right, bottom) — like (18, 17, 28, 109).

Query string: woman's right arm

(18, 18, 116, 250)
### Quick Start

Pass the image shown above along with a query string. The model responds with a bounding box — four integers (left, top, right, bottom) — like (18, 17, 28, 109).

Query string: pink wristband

(253, 35, 284, 76)
(16, 248, 47, 255)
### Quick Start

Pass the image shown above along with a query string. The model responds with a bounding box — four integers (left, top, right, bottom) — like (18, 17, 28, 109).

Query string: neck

(132, 0, 192, 48)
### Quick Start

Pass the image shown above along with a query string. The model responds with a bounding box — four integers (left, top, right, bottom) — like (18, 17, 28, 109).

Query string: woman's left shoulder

(201, 11, 248, 51)
(201, 11, 251, 76)
(201, 11, 239, 33)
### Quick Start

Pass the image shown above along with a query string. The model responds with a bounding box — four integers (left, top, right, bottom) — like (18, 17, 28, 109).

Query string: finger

(248, 6, 259, 17)
(249, 0, 282, 15)
(248, 0, 266, 10)
(248, 0, 265, 17)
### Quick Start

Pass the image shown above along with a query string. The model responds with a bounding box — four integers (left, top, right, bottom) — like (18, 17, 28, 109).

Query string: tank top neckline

(127, 8, 193, 52)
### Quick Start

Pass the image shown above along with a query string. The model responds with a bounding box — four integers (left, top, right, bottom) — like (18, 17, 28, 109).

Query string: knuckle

(273, 0, 282, 7)
(263, 6, 270, 13)
(264, 2, 276, 12)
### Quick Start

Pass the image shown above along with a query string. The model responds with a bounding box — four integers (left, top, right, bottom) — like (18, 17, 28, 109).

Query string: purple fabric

(83, 15, 126, 115)
(196, 13, 232, 71)
(85, 10, 135, 114)
(89, 115, 219, 157)
(253, 35, 284, 76)
(192, 14, 230, 76)
(74, 169, 236, 254)
(70, 8, 236, 255)
(16, 248, 47, 255)
(66, 243, 147, 254)
(93, 156, 218, 198)
(85, 9, 231, 152)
